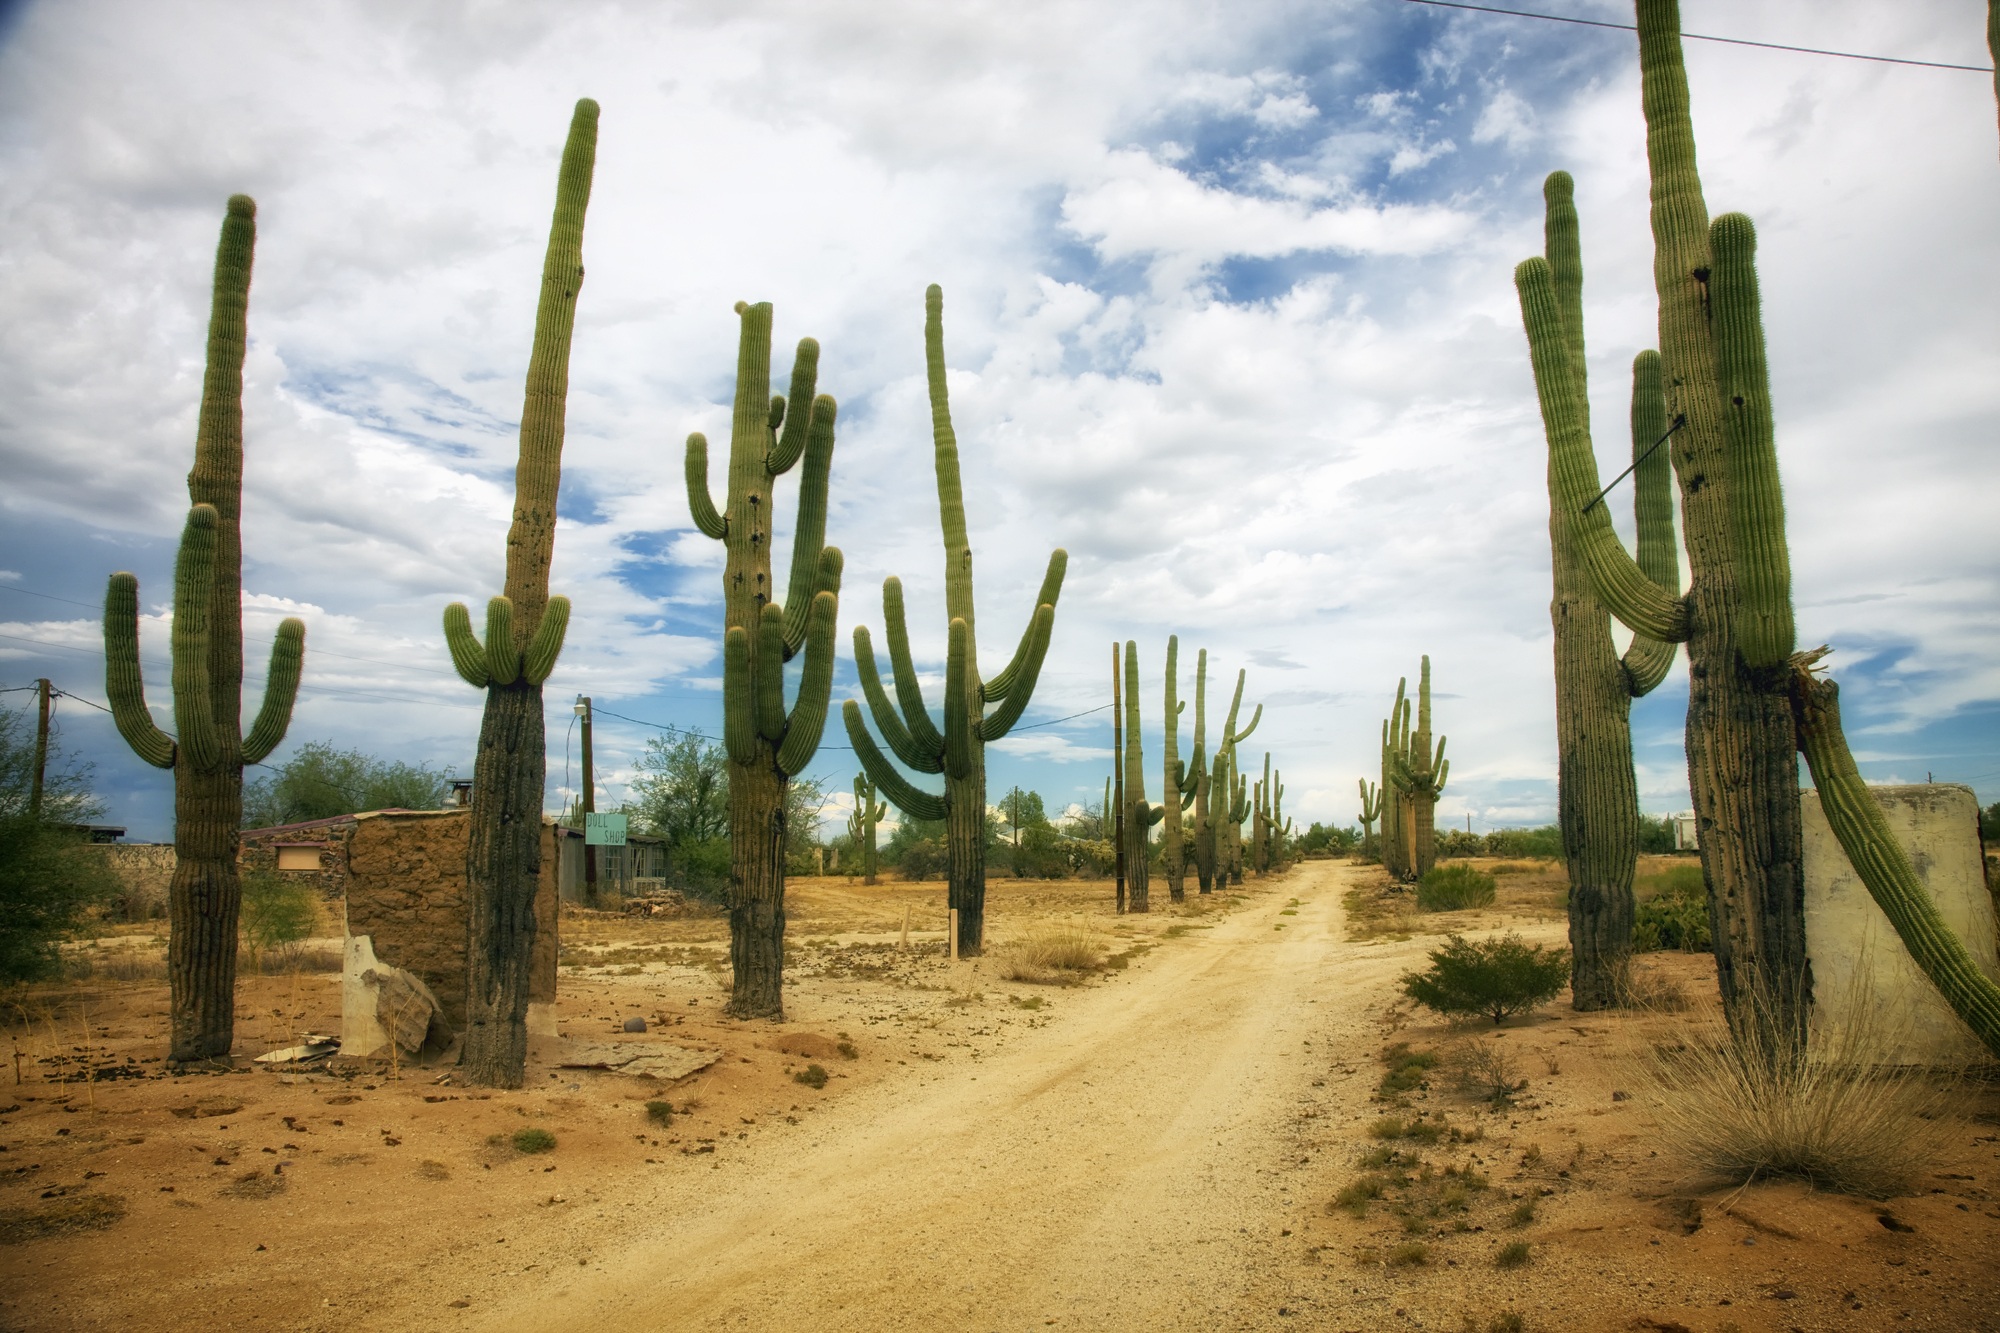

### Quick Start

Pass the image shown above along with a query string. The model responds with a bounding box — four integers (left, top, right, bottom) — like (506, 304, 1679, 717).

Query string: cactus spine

(437, 101, 595, 1084)
(102, 194, 305, 1061)
(1529, 171, 1681, 1011)
(849, 774, 886, 886)
(1160, 636, 1199, 903)
(1121, 641, 1165, 911)
(683, 297, 844, 1021)
(843, 286, 1064, 955)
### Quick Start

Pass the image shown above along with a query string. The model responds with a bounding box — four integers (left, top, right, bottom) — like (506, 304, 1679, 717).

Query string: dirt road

(365, 860, 1398, 1331)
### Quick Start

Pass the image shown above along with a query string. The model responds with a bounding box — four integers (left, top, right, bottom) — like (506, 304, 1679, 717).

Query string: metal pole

(579, 695, 597, 897)
(1112, 643, 1125, 914)
(30, 678, 50, 820)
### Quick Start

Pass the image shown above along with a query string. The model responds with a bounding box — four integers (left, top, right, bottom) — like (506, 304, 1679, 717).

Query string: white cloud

(1471, 87, 1536, 149)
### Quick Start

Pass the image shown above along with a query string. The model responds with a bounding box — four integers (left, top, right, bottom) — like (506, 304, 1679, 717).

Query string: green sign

(584, 812, 628, 846)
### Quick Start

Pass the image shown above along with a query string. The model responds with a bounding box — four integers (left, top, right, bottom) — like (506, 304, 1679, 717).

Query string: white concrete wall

(1803, 783, 2000, 1065)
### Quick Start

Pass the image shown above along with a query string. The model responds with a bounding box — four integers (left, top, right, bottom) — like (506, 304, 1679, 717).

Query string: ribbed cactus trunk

(1161, 636, 1193, 903)
(102, 196, 305, 1064)
(1190, 650, 1214, 894)
(1410, 664, 1437, 877)
(452, 101, 598, 1085)
(1122, 641, 1154, 913)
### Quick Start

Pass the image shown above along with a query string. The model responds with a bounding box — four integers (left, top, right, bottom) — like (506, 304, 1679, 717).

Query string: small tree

(242, 740, 452, 827)
(0, 704, 118, 983)
(1401, 934, 1570, 1025)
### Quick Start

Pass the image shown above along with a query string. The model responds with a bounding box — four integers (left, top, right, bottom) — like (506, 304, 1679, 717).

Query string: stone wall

(1803, 783, 2000, 1065)
(238, 817, 358, 903)
(343, 811, 558, 1030)
(85, 843, 176, 920)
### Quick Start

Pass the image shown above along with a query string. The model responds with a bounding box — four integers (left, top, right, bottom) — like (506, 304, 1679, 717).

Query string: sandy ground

(4, 859, 1998, 1332)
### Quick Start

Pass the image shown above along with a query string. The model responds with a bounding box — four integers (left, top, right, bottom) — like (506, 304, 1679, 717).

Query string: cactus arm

(1141, 803, 1165, 828)
(170, 504, 222, 774)
(443, 602, 490, 687)
(756, 602, 788, 741)
(1711, 213, 1795, 669)
(1792, 668, 2000, 1057)
(1176, 753, 1199, 797)
(943, 617, 973, 780)
(978, 603, 1053, 742)
(722, 626, 758, 766)
(984, 549, 1067, 702)
(523, 595, 570, 685)
(779, 395, 838, 658)
(102, 572, 177, 769)
(766, 339, 820, 475)
(1228, 703, 1262, 748)
(776, 588, 839, 776)
(854, 625, 942, 773)
(684, 433, 728, 540)
(923, 285, 976, 631)
(843, 699, 946, 822)
(1516, 256, 1690, 644)
(883, 577, 946, 754)
(240, 616, 305, 765)
(1622, 349, 1680, 696)
(483, 598, 519, 686)
(1181, 785, 1196, 812)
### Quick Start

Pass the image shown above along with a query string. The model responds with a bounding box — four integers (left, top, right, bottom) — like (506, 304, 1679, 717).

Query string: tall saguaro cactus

(439, 100, 596, 1083)
(682, 297, 844, 1019)
(103, 196, 305, 1063)
(1121, 641, 1165, 911)
(1201, 668, 1259, 889)
(1358, 779, 1382, 859)
(844, 286, 1065, 956)
(1187, 649, 1214, 894)
(849, 773, 886, 886)
(1160, 637, 1200, 903)
(1398, 657, 1449, 878)
(1530, 172, 1681, 1010)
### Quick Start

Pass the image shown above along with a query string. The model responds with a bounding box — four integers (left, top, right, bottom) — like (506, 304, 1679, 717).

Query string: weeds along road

(374, 861, 1415, 1332)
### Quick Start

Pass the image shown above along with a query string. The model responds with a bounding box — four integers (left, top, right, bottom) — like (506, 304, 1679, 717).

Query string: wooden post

(948, 908, 959, 962)
(1112, 644, 1126, 915)
(30, 678, 50, 821)
(578, 695, 597, 898)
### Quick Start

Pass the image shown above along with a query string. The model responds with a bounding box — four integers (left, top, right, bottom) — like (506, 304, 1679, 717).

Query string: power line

(1395, 0, 1995, 73)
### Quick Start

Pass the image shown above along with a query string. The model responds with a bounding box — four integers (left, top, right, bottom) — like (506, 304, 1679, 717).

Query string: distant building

(1673, 811, 1698, 852)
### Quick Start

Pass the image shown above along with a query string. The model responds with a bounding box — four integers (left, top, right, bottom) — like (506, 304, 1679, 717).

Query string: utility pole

(576, 695, 597, 899)
(1112, 643, 1125, 914)
(30, 679, 50, 820)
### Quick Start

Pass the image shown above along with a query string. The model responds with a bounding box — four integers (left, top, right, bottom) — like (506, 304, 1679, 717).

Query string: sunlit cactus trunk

(102, 196, 304, 1063)
(849, 775, 885, 886)
(1189, 650, 1215, 894)
(1358, 780, 1382, 860)
(1160, 637, 1198, 903)
(844, 287, 1063, 956)
(1121, 642, 1162, 912)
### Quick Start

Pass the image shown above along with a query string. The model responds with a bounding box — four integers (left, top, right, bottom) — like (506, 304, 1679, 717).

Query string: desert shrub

(510, 1128, 556, 1154)
(1387, 1241, 1429, 1266)
(1636, 813, 1679, 854)
(997, 925, 1103, 983)
(896, 838, 946, 882)
(1633, 865, 1711, 952)
(0, 821, 121, 984)
(1507, 1199, 1536, 1227)
(1495, 1241, 1531, 1268)
(1481, 825, 1562, 859)
(645, 1100, 674, 1127)
(1443, 1038, 1526, 1107)
(1401, 934, 1570, 1025)
(1638, 990, 1961, 1198)
(1416, 863, 1496, 911)
(1431, 828, 1481, 859)
(1377, 1042, 1437, 1096)
(238, 870, 319, 966)
(1332, 1174, 1392, 1217)
(793, 1063, 829, 1089)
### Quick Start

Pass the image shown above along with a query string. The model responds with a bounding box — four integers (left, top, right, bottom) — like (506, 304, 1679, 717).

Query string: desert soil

(4, 858, 1998, 1332)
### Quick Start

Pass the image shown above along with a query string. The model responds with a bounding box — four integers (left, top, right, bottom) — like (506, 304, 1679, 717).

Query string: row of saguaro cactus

(683, 298, 844, 1019)
(440, 100, 597, 1082)
(1528, 172, 1681, 1011)
(1251, 755, 1290, 873)
(1377, 659, 1447, 881)
(844, 286, 1066, 957)
(1516, 0, 2000, 1056)
(848, 774, 885, 886)
(103, 195, 306, 1064)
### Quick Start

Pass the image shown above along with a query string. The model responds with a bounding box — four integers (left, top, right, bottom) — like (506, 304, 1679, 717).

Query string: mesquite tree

(683, 299, 844, 1020)
(1516, 0, 2000, 1056)
(1528, 172, 1681, 1011)
(844, 286, 1064, 956)
(103, 195, 305, 1062)
(441, 100, 595, 1084)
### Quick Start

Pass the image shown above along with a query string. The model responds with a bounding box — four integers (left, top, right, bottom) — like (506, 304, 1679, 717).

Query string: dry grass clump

(1636, 991, 1963, 1199)
(1442, 1037, 1527, 1108)
(0, 1193, 127, 1243)
(996, 925, 1104, 983)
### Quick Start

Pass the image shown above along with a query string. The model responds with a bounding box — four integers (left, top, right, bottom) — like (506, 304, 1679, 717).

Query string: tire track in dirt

(367, 862, 1413, 1332)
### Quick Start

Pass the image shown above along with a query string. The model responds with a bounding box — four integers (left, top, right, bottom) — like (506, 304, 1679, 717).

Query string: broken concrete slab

(554, 1042, 719, 1082)
(342, 935, 453, 1057)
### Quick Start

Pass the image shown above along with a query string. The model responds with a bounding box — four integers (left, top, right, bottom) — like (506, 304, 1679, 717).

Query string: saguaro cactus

(1187, 649, 1215, 894)
(1202, 668, 1260, 888)
(844, 286, 1065, 956)
(1529, 171, 1681, 1010)
(1358, 779, 1382, 859)
(1121, 641, 1165, 911)
(103, 195, 305, 1062)
(1399, 657, 1449, 878)
(849, 773, 886, 886)
(440, 101, 596, 1083)
(1160, 637, 1200, 903)
(681, 298, 844, 1019)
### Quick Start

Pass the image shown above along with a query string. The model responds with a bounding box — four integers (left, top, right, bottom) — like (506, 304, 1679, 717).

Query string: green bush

(645, 1100, 674, 1127)
(511, 1128, 556, 1154)
(1433, 829, 1482, 859)
(1401, 933, 1570, 1024)
(896, 838, 945, 882)
(1481, 825, 1563, 859)
(1416, 863, 1496, 911)
(793, 1063, 829, 1089)
(239, 870, 319, 962)
(1633, 865, 1711, 952)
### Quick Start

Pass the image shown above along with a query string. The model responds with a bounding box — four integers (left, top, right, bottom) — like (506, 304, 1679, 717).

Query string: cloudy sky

(1, 0, 1995, 843)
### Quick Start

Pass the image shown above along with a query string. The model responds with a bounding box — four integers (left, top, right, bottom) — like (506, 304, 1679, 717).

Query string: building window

(276, 846, 323, 872)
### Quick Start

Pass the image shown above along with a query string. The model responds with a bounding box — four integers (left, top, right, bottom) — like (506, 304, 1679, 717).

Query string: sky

(1, 0, 1996, 844)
